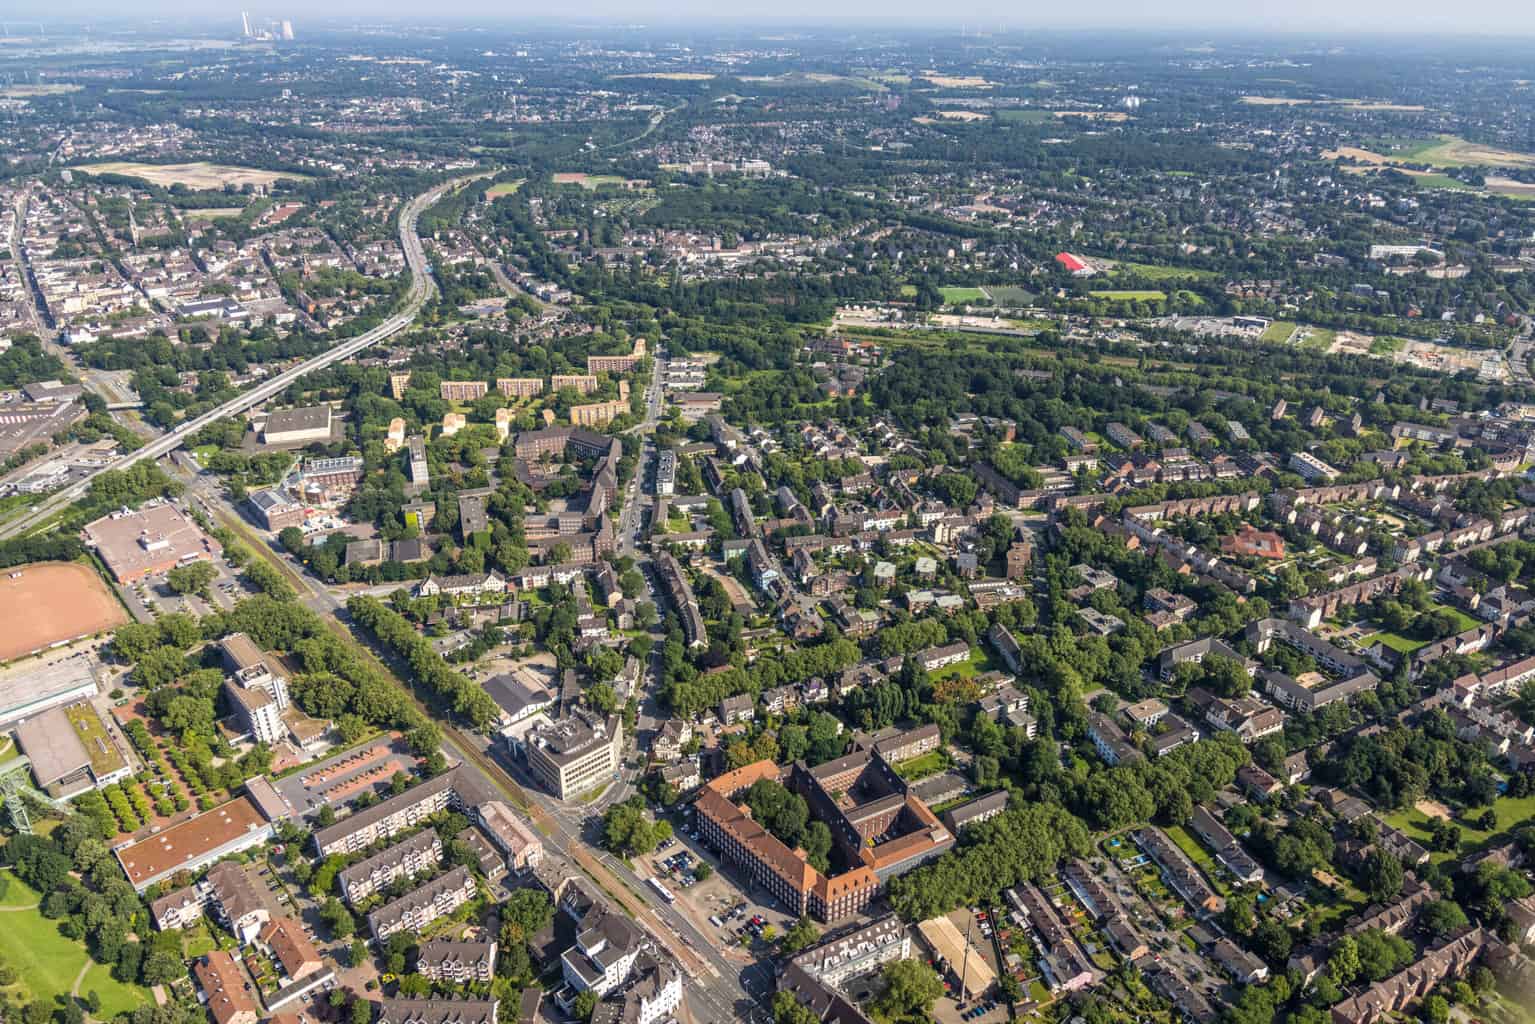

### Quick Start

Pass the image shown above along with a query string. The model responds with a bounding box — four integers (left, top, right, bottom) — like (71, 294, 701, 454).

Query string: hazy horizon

(6, 2, 1535, 39)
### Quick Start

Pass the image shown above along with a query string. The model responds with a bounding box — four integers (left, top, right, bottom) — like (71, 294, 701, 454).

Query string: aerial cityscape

(0, 11, 1534, 1024)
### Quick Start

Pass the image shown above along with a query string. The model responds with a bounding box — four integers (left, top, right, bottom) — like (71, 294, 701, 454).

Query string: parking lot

(118, 550, 251, 621)
(647, 804, 799, 957)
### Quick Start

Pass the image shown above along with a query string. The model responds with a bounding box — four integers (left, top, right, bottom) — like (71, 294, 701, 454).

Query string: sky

(8, 0, 1535, 36)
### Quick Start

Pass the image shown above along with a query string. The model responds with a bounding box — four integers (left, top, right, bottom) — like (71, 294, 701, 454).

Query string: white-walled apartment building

(220, 635, 292, 745)
(415, 939, 497, 984)
(312, 771, 465, 857)
(337, 830, 443, 904)
(367, 866, 477, 942)
(788, 914, 910, 987)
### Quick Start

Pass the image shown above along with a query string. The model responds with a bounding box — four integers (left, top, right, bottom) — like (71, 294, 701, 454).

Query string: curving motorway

(0, 172, 488, 541)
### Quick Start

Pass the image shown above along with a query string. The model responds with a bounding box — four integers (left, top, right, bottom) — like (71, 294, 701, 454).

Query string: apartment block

(440, 380, 489, 402)
(496, 377, 544, 398)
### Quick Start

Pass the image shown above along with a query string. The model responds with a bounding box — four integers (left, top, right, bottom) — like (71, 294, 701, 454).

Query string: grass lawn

(1292, 325, 1337, 350)
(0, 870, 41, 908)
(898, 284, 918, 297)
(1163, 825, 1228, 893)
(485, 180, 525, 197)
(893, 750, 949, 780)
(1088, 290, 1167, 301)
(1369, 335, 1406, 355)
(939, 286, 988, 304)
(1383, 793, 1535, 864)
(1411, 172, 1476, 192)
(997, 109, 1052, 124)
(1260, 320, 1297, 344)
(0, 888, 150, 1013)
(1111, 262, 1217, 281)
(931, 646, 998, 682)
(1427, 602, 1481, 633)
(80, 961, 152, 1017)
(181, 922, 217, 958)
(986, 285, 1036, 305)
(1361, 631, 1426, 654)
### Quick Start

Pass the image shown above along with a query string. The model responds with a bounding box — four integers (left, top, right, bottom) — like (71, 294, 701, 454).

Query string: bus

(648, 876, 676, 904)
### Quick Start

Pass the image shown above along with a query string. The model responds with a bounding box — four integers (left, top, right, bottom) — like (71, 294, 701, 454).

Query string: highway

(0, 171, 489, 541)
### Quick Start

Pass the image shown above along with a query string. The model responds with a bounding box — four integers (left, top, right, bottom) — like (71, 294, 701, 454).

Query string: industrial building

(83, 503, 223, 583)
(258, 404, 334, 446)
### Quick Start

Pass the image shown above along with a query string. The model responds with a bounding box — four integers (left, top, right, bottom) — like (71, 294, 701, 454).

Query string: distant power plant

(239, 12, 295, 41)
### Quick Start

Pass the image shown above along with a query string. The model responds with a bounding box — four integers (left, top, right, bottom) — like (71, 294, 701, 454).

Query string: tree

(572, 990, 597, 1022)
(780, 917, 819, 954)
(601, 800, 662, 857)
(1328, 935, 1360, 986)
(873, 959, 943, 1022)
(166, 561, 218, 597)
(1420, 899, 1469, 936)
(1251, 919, 1293, 963)
(1359, 848, 1404, 903)
(141, 950, 184, 985)
(319, 898, 355, 938)
(772, 991, 821, 1024)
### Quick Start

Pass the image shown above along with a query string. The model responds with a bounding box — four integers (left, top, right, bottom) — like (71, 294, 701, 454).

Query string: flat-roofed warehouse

(83, 503, 223, 583)
(257, 405, 334, 446)
(0, 655, 101, 728)
(14, 701, 133, 798)
(114, 794, 274, 891)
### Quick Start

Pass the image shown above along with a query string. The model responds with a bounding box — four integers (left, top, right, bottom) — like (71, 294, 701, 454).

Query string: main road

(0, 171, 489, 541)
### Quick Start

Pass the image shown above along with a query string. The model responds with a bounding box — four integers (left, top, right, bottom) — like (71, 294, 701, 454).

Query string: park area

(0, 561, 126, 662)
(74, 161, 304, 189)
(1383, 793, 1535, 865)
(0, 872, 151, 1017)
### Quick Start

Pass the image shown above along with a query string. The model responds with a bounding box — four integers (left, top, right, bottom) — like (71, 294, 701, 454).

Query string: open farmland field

(1326, 136, 1535, 171)
(1055, 110, 1132, 121)
(611, 72, 716, 81)
(996, 109, 1052, 124)
(1242, 96, 1426, 112)
(75, 161, 306, 189)
(1487, 176, 1535, 200)
(0, 561, 126, 662)
(919, 72, 997, 88)
(0, 84, 82, 98)
(179, 207, 246, 221)
(740, 72, 888, 91)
